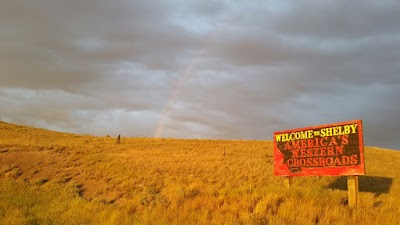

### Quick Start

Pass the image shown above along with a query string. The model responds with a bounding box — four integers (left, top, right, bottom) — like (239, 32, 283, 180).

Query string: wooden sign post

(284, 176, 293, 188)
(348, 176, 359, 207)
(273, 120, 365, 207)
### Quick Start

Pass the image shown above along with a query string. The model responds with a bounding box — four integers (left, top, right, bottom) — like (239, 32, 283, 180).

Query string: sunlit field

(1, 121, 399, 224)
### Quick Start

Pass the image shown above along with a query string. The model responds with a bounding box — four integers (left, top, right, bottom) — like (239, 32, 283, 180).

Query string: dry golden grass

(1, 121, 400, 224)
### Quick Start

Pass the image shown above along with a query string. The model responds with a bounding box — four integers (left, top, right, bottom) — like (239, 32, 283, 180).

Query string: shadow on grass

(326, 176, 393, 197)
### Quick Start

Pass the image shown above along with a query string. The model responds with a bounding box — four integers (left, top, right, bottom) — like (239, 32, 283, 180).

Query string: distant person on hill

(116, 134, 121, 144)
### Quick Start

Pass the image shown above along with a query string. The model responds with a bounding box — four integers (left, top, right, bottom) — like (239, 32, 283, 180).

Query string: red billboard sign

(274, 120, 365, 176)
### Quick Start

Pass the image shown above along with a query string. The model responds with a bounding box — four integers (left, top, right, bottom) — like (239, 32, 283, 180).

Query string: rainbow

(154, 31, 215, 138)
(154, 57, 197, 138)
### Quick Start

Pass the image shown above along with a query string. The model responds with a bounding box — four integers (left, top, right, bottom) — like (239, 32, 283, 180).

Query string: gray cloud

(1, 0, 399, 149)
(274, 0, 400, 39)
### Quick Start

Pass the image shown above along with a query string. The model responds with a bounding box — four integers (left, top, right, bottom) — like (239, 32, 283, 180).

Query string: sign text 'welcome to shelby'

(274, 120, 365, 176)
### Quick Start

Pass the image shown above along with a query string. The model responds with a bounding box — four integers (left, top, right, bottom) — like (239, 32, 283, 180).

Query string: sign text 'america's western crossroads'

(274, 120, 365, 176)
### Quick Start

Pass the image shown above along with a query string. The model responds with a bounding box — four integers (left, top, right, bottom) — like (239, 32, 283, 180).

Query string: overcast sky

(1, 0, 399, 149)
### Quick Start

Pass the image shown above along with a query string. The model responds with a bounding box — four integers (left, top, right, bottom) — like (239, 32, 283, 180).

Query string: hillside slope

(1, 121, 399, 225)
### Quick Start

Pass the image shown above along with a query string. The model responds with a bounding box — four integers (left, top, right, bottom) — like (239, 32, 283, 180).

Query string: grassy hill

(0, 121, 399, 225)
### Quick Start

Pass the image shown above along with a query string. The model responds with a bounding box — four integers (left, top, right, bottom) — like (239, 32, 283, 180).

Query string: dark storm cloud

(1, 0, 399, 149)
(0, 0, 200, 89)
